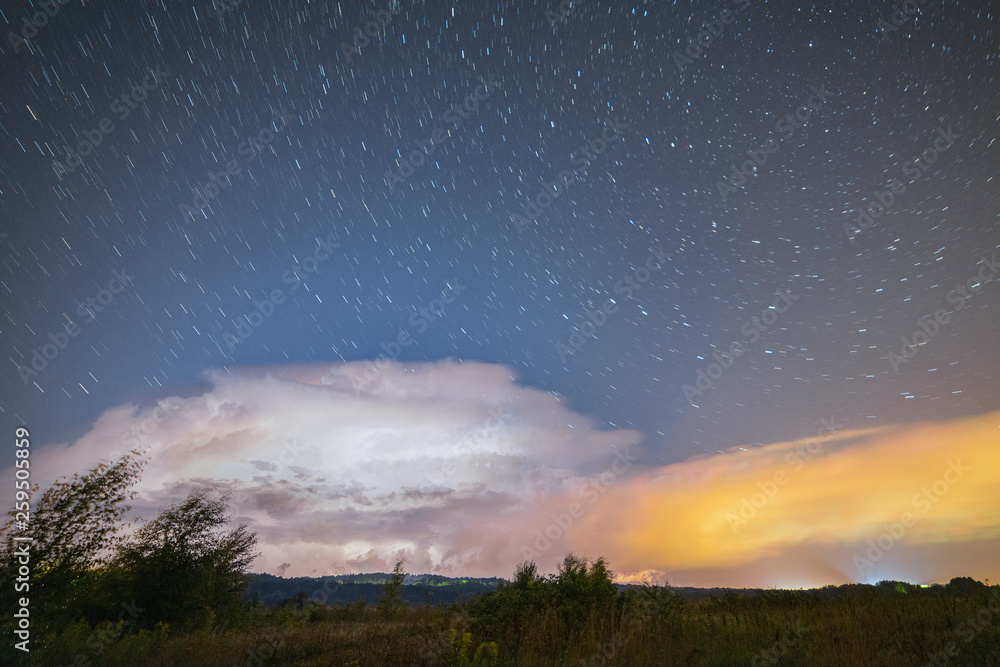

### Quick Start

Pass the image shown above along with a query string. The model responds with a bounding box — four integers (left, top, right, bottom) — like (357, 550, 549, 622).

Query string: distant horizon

(245, 568, 988, 591)
(9, 361, 998, 591)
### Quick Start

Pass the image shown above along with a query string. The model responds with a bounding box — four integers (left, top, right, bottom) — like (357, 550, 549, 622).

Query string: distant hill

(666, 580, 963, 602)
(245, 572, 980, 608)
(244, 571, 505, 607)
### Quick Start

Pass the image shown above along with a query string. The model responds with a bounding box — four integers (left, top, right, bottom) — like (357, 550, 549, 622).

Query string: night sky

(2, 0, 999, 586)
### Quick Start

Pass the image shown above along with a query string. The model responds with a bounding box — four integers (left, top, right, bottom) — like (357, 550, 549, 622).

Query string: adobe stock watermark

(53, 66, 170, 179)
(248, 628, 288, 667)
(579, 594, 661, 667)
(727, 417, 844, 533)
(68, 600, 144, 665)
(116, 399, 183, 451)
(924, 588, 1000, 667)
(546, 0, 587, 28)
(751, 621, 809, 667)
(16, 269, 136, 386)
(339, 1, 409, 63)
(223, 233, 340, 353)
(383, 75, 500, 191)
(852, 459, 971, 577)
(672, 0, 751, 72)
(179, 105, 297, 223)
(349, 279, 467, 393)
(715, 84, 833, 202)
(6, 0, 75, 55)
(878, 0, 935, 39)
(555, 245, 666, 363)
(682, 287, 798, 406)
(888, 253, 997, 373)
(844, 125, 959, 241)
(512, 116, 627, 234)
(520, 447, 640, 560)
(206, 0, 246, 20)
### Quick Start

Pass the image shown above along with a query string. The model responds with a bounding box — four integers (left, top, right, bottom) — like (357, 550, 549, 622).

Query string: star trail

(2, 0, 998, 585)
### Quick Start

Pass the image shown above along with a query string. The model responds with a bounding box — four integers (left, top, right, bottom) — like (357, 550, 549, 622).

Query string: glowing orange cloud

(568, 412, 1000, 585)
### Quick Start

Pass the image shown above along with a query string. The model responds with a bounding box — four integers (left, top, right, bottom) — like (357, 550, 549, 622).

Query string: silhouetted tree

(110, 489, 259, 627)
(470, 554, 623, 654)
(0, 450, 146, 632)
(947, 576, 988, 595)
(513, 560, 541, 589)
(377, 560, 406, 618)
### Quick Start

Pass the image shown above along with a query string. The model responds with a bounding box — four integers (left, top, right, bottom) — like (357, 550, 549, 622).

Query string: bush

(469, 554, 625, 657)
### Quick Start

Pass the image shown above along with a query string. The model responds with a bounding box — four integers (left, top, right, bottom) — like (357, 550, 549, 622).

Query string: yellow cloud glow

(570, 412, 1000, 583)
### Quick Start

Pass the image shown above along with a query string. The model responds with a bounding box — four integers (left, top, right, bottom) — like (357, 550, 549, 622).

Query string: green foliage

(0, 451, 259, 665)
(109, 489, 260, 628)
(512, 560, 539, 589)
(348, 594, 369, 616)
(628, 580, 685, 621)
(445, 628, 499, 667)
(109, 621, 172, 658)
(281, 590, 310, 609)
(877, 579, 921, 594)
(554, 554, 618, 610)
(947, 576, 989, 595)
(376, 559, 405, 619)
(0, 450, 146, 632)
(468, 554, 629, 657)
(470, 639, 500, 667)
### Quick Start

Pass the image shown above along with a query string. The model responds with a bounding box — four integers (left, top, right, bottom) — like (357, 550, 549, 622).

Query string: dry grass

(25, 584, 1000, 666)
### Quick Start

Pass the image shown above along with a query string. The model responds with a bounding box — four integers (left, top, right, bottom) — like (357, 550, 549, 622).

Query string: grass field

(26, 576, 1000, 666)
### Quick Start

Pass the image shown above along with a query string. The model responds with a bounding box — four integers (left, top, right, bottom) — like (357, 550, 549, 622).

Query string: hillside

(244, 571, 505, 607)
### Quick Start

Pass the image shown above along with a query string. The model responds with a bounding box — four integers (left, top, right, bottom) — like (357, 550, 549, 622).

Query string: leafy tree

(946, 576, 988, 595)
(109, 489, 259, 627)
(550, 554, 619, 627)
(554, 554, 618, 603)
(0, 450, 146, 632)
(377, 559, 406, 618)
(512, 560, 541, 589)
(1, 451, 261, 666)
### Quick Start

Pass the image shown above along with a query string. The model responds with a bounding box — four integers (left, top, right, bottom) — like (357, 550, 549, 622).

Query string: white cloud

(14, 359, 640, 577)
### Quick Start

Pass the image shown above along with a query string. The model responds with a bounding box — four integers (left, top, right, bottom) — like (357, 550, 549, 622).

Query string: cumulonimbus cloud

(10, 361, 998, 587)
(13, 359, 640, 577)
